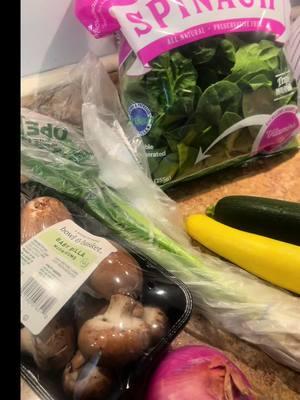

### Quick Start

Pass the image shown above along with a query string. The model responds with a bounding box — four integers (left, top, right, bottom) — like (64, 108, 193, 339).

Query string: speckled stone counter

(169, 150, 300, 400)
(169, 151, 300, 214)
(22, 151, 300, 400)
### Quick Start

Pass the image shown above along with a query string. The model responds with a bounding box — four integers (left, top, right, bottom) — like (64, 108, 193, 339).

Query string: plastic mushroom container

(20, 183, 193, 400)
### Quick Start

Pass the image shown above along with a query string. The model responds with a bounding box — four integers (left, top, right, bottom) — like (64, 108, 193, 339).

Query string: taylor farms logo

(21, 116, 69, 141)
(128, 103, 153, 136)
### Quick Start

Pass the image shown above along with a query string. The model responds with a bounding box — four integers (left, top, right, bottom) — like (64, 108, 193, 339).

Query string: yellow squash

(186, 214, 300, 294)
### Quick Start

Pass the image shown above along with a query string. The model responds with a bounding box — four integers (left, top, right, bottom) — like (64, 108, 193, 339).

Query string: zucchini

(208, 196, 300, 246)
(186, 214, 300, 295)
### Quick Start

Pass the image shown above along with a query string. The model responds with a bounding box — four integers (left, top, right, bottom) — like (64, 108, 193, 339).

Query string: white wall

(21, 0, 116, 77)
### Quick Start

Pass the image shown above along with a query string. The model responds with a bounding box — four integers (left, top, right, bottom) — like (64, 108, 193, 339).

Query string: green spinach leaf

(219, 112, 242, 132)
(153, 153, 179, 181)
(145, 51, 197, 114)
(227, 40, 281, 82)
(197, 81, 242, 125)
(177, 143, 198, 173)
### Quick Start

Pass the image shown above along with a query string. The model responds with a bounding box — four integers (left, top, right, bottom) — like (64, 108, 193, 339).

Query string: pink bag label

(76, 0, 290, 65)
(252, 106, 300, 154)
(75, 0, 121, 38)
(119, 35, 132, 66)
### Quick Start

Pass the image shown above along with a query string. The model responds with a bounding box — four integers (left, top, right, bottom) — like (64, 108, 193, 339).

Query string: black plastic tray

(21, 183, 193, 400)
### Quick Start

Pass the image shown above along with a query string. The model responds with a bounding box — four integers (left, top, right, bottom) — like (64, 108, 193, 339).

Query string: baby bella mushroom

(73, 293, 109, 331)
(21, 196, 72, 243)
(63, 351, 112, 400)
(143, 307, 168, 345)
(78, 294, 151, 367)
(21, 312, 75, 371)
(88, 246, 143, 300)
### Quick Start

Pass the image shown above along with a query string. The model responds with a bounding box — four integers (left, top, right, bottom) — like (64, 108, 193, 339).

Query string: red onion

(145, 345, 254, 400)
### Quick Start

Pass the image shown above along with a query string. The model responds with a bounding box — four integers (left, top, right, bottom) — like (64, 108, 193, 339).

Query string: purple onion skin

(145, 345, 254, 400)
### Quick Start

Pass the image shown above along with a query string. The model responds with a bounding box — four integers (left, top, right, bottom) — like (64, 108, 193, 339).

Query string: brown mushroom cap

(21, 196, 72, 244)
(143, 307, 168, 345)
(78, 294, 151, 367)
(63, 351, 112, 400)
(21, 312, 75, 371)
(88, 247, 143, 300)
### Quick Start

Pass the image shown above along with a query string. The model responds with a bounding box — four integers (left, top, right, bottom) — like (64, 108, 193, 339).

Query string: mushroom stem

(20, 313, 75, 371)
(143, 307, 168, 345)
(78, 294, 151, 366)
(102, 293, 137, 320)
(63, 351, 113, 400)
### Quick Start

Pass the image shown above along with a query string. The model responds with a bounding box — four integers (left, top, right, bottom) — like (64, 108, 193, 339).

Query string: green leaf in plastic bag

(146, 146, 168, 174)
(197, 125, 220, 151)
(177, 143, 198, 173)
(219, 111, 242, 133)
(181, 38, 218, 65)
(196, 68, 220, 91)
(237, 70, 273, 91)
(146, 51, 197, 114)
(242, 87, 276, 137)
(153, 153, 179, 181)
(247, 74, 273, 91)
(215, 39, 236, 75)
(228, 40, 281, 82)
(242, 87, 275, 118)
(198, 81, 242, 125)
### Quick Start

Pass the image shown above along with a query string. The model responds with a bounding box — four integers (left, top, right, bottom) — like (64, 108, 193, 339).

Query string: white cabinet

(21, 0, 116, 77)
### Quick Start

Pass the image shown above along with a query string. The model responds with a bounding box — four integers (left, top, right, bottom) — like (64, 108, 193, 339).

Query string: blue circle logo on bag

(128, 103, 153, 136)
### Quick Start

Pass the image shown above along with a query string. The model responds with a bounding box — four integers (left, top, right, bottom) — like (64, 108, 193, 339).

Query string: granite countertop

(171, 150, 300, 213)
(21, 150, 300, 400)
(169, 150, 300, 400)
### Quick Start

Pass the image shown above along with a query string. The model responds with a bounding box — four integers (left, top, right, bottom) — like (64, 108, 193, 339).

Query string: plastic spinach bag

(76, 1, 299, 188)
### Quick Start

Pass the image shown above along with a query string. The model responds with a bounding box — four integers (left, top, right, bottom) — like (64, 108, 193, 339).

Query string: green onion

(21, 110, 300, 371)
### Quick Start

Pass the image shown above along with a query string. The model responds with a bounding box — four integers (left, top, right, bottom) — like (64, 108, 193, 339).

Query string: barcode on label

(22, 277, 57, 316)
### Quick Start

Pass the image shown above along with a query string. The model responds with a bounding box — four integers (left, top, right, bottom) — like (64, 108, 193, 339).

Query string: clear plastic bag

(21, 55, 300, 372)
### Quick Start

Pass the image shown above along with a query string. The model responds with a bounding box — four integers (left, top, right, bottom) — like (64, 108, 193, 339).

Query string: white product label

(21, 220, 117, 335)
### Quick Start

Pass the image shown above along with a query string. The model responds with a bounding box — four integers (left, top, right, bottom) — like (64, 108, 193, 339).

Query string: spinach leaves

(120, 34, 298, 186)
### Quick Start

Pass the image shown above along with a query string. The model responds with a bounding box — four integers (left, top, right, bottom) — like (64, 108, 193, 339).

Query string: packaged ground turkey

(75, 0, 300, 188)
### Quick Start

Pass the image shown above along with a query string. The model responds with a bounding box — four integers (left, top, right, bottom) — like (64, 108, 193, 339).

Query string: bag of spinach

(75, 0, 299, 188)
